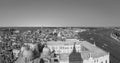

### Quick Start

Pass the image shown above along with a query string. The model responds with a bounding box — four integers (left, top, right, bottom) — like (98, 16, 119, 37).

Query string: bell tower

(69, 42, 83, 63)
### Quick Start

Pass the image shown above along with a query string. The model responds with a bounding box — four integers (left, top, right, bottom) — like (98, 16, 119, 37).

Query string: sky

(0, 0, 120, 27)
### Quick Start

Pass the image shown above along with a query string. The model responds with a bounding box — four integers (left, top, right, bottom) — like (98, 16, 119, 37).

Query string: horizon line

(0, 25, 119, 28)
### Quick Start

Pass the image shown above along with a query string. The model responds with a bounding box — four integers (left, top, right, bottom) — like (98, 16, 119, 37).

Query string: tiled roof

(81, 51, 90, 60)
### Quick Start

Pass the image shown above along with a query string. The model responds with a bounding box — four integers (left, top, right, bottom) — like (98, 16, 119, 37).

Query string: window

(56, 47, 57, 49)
(60, 47, 63, 49)
(106, 60, 107, 63)
(54, 59, 59, 62)
(97, 59, 98, 62)
(94, 60, 96, 63)
(57, 50, 61, 53)
(52, 47, 55, 49)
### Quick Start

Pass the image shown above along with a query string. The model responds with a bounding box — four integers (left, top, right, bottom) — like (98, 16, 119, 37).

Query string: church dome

(22, 46, 34, 60)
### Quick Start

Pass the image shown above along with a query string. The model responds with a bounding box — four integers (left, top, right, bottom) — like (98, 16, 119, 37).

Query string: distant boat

(111, 32, 120, 42)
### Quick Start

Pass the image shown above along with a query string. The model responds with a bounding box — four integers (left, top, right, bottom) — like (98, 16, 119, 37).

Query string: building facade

(46, 39, 110, 63)
(47, 39, 81, 54)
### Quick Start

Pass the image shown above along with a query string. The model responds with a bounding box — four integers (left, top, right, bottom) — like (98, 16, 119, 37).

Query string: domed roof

(22, 49, 33, 58)
(43, 47, 50, 53)
(22, 46, 34, 60)
(42, 45, 51, 56)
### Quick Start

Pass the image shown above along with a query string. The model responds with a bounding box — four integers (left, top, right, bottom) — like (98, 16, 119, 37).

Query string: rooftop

(81, 41, 109, 59)
(47, 39, 81, 45)
(47, 39, 109, 59)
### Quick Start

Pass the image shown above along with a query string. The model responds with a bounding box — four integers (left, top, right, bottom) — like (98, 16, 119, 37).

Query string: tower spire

(72, 42, 76, 53)
(93, 42, 96, 46)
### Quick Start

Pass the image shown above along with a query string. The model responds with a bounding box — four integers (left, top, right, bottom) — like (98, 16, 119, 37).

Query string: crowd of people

(0, 27, 79, 63)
